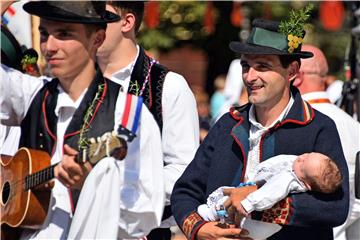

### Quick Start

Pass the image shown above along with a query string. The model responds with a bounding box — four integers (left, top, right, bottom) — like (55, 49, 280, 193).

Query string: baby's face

(293, 153, 325, 190)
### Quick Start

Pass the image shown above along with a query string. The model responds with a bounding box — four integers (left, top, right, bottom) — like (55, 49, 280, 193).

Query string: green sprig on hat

(279, 4, 313, 53)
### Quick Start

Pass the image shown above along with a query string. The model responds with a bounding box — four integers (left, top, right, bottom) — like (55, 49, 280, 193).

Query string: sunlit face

(97, 4, 124, 59)
(241, 54, 292, 109)
(293, 152, 326, 190)
(39, 19, 99, 80)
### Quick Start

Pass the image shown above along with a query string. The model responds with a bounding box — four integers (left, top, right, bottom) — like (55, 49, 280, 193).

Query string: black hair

(279, 55, 301, 68)
(107, 1, 144, 34)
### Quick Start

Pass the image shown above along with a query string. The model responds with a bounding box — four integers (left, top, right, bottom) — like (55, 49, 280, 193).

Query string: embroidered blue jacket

(171, 87, 349, 240)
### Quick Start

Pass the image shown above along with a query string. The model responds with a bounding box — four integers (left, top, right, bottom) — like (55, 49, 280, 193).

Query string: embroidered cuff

(261, 197, 293, 225)
(182, 211, 207, 240)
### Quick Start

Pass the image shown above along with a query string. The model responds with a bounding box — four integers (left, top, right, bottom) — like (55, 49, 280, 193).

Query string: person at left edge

(0, 0, 40, 156)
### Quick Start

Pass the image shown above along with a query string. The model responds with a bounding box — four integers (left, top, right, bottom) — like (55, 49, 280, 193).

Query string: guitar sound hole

(2, 181, 10, 205)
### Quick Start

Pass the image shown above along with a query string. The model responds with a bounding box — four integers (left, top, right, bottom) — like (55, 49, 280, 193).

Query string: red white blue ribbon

(121, 93, 143, 134)
(2, 6, 16, 25)
(117, 58, 158, 142)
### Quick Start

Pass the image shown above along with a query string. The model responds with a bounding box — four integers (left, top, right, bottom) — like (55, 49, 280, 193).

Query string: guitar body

(1, 148, 51, 229)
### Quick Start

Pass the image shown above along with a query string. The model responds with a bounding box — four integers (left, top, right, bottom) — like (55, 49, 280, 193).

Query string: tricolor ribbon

(117, 58, 158, 142)
(2, 6, 16, 25)
(118, 94, 143, 142)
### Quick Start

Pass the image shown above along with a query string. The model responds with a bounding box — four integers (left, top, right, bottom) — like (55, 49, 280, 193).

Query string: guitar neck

(24, 132, 125, 191)
(24, 164, 57, 191)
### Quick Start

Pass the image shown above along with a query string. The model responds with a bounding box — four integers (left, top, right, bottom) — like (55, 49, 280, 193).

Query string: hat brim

(23, 2, 120, 24)
(229, 41, 314, 59)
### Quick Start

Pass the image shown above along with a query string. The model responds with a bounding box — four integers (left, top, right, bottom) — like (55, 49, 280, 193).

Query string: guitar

(1, 131, 126, 231)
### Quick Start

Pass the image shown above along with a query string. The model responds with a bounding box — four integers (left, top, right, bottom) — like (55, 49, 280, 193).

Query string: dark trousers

(146, 228, 171, 240)
(147, 205, 172, 240)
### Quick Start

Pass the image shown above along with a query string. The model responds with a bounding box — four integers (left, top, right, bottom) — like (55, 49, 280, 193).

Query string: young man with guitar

(0, 1, 125, 239)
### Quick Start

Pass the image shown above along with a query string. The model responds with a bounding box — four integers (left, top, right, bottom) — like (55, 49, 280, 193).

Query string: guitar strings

(2, 165, 55, 199)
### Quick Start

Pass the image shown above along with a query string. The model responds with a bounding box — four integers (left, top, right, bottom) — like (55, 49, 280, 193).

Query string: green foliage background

(138, 1, 353, 78)
(138, 2, 208, 51)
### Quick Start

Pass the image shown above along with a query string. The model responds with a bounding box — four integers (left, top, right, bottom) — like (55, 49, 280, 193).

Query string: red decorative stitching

(63, 79, 108, 139)
(42, 90, 57, 155)
(230, 117, 247, 181)
(261, 197, 292, 224)
(230, 107, 242, 120)
(182, 212, 203, 239)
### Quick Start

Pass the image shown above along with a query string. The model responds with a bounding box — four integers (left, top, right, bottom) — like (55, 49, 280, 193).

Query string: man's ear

(292, 72, 303, 88)
(288, 61, 299, 82)
(93, 30, 106, 48)
(121, 13, 136, 33)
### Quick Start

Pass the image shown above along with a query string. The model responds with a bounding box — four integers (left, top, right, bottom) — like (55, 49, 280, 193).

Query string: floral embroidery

(182, 212, 203, 240)
(261, 197, 292, 224)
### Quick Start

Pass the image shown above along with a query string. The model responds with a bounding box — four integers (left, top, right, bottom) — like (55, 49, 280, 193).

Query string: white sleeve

(0, 64, 46, 126)
(197, 204, 217, 221)
(223, 59, 243, 105)
(241, 172, 305, 213)
(162, 72, 199, 204)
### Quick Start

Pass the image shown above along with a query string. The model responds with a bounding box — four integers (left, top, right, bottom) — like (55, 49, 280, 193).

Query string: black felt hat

(23, 1, 120, 24)
(230, 19, 313, 59)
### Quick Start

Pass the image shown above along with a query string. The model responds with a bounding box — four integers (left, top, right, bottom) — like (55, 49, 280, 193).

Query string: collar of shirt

(109, 45, 140, 91)
(291, 169, 308, 190)
(249, 93, 295, 132)
(301, 91, 329, 102)
(246, 93, 295, 178)
(54, 85, 87, 117)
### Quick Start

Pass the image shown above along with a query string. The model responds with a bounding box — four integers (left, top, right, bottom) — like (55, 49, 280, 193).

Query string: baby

(198, 152, 343, 222)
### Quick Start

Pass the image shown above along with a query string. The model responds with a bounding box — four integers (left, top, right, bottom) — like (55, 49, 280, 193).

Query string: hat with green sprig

(230, 4, 314, 59)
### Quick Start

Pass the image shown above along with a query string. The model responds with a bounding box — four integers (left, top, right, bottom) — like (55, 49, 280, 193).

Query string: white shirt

(0, 125, 21, 155)
(0, 64, 47, 156)
(326, 80, 343, 104)
(109, 46, 200, 205)
(246, 96, 294, 181)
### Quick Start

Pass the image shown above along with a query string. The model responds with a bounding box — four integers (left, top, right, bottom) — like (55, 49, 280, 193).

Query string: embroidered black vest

(129, 48, 173, 222)
(128, 47, 168, 132)
(19, 68, 121, 156)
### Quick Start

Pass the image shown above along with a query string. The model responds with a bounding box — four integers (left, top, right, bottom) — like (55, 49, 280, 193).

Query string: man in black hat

(171, 13, 349, 240)
(1, 1, 121, 239)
